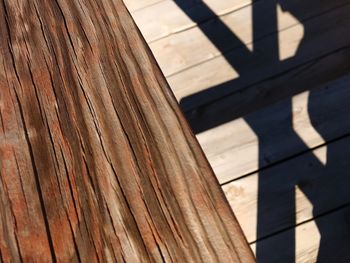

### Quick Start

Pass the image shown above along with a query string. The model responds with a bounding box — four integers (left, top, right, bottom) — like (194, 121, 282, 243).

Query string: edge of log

(0, 0, 255, 261)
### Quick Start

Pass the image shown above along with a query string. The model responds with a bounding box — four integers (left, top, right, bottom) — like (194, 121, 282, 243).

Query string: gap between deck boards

(199, 74, 350, 184)
(126, 1, 350, 262)
(150, 0, 350, 76)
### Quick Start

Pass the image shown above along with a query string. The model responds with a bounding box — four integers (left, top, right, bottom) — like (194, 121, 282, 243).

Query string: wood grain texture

(0, 0, 254, 262)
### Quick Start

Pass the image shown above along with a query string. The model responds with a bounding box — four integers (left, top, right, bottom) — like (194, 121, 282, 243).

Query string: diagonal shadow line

(174, 0, 256, 64)
(175, 0, 279, 126)
(173, 1, 350, 263)
(172, 1, 303, 263)
(175, 0, 350, 133)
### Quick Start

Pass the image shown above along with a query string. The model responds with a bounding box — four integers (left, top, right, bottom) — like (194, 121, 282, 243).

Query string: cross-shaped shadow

(174, 0, 350, 261)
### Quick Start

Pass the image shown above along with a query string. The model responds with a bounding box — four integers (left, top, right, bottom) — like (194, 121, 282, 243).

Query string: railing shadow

(174, 0, 350, 261)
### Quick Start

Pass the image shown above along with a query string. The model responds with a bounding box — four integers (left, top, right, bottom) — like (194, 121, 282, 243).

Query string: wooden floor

(125, 0, 350, 262)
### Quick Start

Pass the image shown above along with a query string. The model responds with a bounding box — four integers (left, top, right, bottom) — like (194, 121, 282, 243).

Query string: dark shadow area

(174, 0, 350, 261)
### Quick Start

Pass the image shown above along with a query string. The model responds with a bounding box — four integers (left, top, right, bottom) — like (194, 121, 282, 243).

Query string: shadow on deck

(174, 0, 350, 261)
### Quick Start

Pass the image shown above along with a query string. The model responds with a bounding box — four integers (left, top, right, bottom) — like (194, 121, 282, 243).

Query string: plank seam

(221, 131, 350, 186)
(249, 202, 350, 245)
(165, 1, 350, 79)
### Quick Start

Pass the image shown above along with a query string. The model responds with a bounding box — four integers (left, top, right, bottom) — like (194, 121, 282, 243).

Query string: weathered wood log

(0, 0, 254, 262)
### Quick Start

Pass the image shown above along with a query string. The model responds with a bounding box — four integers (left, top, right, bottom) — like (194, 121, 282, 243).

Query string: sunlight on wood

(204, 0, 252, 16)
(123, 0, 163, 12)
(150, 28, 220, 76)
(295, 185, 314, 225)
(250, 211, 321, 262)
(223, 134, 350, 247)
(126, 0, 350, 261)
(132, 1, 195, 42)
(197, 118, 258, 184)
(170, 57, 240, 101)
(295, 186, 321, 263)
(250, 243, 256, 255)
(294, 224, 321, 263)
(222, 174, 259, 242)
(130, 0, 254, 44)
(221, 3, 253, 52)
(0, 0, 257, 260)
(277, 3, 304, 60)
(292, 91, 327, 165)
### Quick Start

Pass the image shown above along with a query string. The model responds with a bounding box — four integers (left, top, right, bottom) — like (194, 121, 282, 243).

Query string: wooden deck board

(150, 0, 349, 77)
(130, 0, 350, 261)
(198, 74, 350, 183)
(130, 0, 254, 42)
(184, 44, 350, 133)
(167, 3, 350, 106)
(223, 133, 350, 242)
(251, 205, 350, 262)
(0, 0, 254, 261)
(123, 0, 164, 12)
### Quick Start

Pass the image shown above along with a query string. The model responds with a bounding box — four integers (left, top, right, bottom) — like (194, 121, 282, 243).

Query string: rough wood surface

(0, 0, 254, 262)
(124, 0, 164, 12)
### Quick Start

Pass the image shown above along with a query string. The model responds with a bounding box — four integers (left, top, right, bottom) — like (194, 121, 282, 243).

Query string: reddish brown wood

(0, 0, 255, 262)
